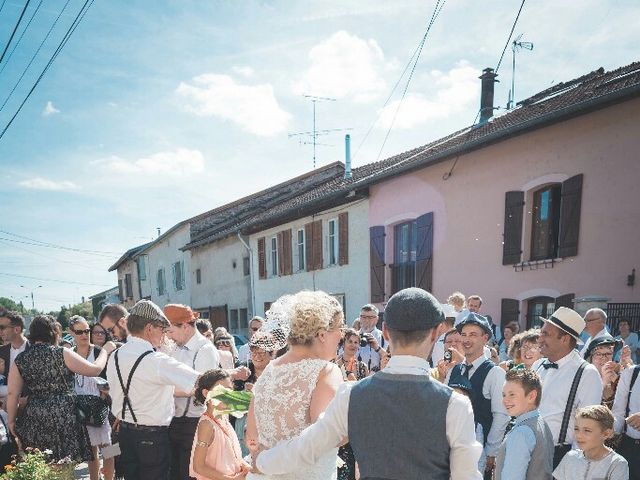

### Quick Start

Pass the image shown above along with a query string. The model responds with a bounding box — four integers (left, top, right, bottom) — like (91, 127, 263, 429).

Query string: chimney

(344, 134, 352, 180)
(479, 67, 499, 124)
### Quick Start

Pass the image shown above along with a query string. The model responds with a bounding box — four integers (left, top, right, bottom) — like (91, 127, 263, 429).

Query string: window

(526, 297, 555, 329)
(157, 268, 166, 296)
(136, 256, 147, 281)
(392, 220, 417, 293)
(530, 185, 562, 260)
(328, 219, 338, 266)
(270, 236, 278, 276)
(243, 257, 250, 276)
(229, 309, 239, 331)
(239, 308, 248, 331)
(173, 261, 185, 291)
(196, 268, 201, 284)
(296, 228, 305, 271)
(124, 273, 133, 298)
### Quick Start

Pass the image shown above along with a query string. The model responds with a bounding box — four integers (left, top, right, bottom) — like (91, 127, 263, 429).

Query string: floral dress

(15, 344, 92, 462)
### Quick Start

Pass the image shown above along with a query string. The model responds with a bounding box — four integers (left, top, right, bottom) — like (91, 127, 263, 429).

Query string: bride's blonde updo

(288, 290, 343, 346)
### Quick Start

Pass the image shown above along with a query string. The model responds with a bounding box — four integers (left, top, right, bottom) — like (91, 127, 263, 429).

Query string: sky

(0, 0, 638, 312)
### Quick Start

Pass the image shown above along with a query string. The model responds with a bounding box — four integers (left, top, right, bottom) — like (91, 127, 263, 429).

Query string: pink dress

(189, 413, 244, 479)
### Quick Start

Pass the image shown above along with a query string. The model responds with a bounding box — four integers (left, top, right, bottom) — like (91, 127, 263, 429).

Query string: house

(88, 286, 119, 320)
(108, 242, 152, 309)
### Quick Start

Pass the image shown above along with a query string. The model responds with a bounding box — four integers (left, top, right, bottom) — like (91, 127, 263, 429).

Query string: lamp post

(20, 285, 42, 312)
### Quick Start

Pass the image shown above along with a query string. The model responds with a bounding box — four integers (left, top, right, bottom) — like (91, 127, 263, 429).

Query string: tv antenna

(507, 34, 534, 109)
(288, 95, 351, 168)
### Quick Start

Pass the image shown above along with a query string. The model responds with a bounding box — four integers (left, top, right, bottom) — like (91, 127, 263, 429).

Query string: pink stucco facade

(368, 97, 640, 328)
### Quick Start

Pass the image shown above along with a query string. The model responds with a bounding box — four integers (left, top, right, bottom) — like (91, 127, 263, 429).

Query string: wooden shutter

(277, 231, 284, 276)
(370, 226, 386, 303)
(118, 279, 124, 302)
(257, 237, 266, 279)
(277, 229, 293, 276)
(125, 273, 133, 298)
(305, 220, 323, 271)
(338, 212, 349, 266)
(502, 191, 525, 265)
(415, 212, 434, 292)
(284, 229, 293, 275)
(555, 293, 575, 309)
(500, 298, 520, 327)
(558, 174, 583, 258)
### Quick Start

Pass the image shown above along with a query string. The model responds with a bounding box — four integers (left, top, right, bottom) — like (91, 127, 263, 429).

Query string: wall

(116, 260, 139, 309)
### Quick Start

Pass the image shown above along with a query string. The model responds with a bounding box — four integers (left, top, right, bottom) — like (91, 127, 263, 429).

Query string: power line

(495, 0, 527, 74)
(0, 0, 44, 77)
(0, 0, 7, 15)
(0, 239, 112, 269)
(0, 272, 111, 287)
(0, 0, 32, 66)
(0, 0, 95, 139)
(0, 229, 121, 256)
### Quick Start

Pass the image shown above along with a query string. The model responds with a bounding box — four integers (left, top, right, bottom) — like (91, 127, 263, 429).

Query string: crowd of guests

(0, 287, 637, 480)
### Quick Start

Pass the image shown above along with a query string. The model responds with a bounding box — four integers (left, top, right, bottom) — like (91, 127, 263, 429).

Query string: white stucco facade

(250, 199, 370, 324)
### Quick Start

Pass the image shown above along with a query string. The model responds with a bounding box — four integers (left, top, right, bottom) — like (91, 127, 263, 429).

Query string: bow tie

(542, 362, 558, 370)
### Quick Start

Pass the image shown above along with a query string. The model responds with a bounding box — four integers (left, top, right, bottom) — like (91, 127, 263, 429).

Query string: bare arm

(63, 341, 116, 377)
(6, 364, 23, 442)
(245, 398, 260, 455)
(309, 363, 343, 423)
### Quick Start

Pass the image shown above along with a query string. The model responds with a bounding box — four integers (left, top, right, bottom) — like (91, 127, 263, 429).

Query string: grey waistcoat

(348, 372, 452, 480)
(495, 412, 554, 480)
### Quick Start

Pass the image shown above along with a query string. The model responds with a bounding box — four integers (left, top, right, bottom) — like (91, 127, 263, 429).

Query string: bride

(246, 291, 345, 480)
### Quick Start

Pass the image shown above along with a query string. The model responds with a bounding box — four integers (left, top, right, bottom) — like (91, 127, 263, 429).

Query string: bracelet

(195, 441, 210, 448)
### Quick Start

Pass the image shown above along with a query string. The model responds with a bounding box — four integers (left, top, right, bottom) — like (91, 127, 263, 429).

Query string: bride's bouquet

(206, 385, 253, 418)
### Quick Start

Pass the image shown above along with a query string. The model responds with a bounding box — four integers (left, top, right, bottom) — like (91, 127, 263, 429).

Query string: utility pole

(20, 285, 42, 311)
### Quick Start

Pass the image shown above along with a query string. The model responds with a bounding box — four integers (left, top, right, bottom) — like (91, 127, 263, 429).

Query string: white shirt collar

(127, 335, 154, 350)
(384, 355, 431, 375)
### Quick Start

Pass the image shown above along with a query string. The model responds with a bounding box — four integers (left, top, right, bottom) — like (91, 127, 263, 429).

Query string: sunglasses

(216, 340, 232, 347)
(72, 329, 91, 335)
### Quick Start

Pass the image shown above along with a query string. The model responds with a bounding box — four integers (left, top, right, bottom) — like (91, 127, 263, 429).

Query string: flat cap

(130, 299, 169, 325)
(384, 288, 445, 331)
(456, 312, 493, 337)
(163, 304, 199, 325)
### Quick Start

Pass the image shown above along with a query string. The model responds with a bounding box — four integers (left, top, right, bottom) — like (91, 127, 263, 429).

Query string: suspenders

(114, 349, 154, 424)
(180, 345, 204, 417)
(623, 365, 640, 434)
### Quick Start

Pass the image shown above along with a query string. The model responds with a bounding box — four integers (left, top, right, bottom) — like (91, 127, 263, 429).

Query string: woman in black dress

(6, 315, 116, 462)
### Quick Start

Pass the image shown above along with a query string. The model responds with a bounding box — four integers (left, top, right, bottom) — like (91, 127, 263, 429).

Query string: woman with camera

(335, 329, 369, 381)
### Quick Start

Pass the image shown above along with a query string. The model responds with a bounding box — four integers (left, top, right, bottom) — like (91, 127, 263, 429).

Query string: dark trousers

(169, 416, 199, 480)
(618, 434, 640, 480)
(119, 423, 170, 480)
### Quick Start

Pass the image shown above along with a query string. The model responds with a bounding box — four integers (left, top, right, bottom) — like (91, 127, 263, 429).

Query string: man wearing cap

(532, 307, 603, 468)
(107, 300, 200, 480)
(254, 287, 482, 479)
(164, 304, 220, 480)
(579, 308, 609, 358)
(446, 312, 509, 479)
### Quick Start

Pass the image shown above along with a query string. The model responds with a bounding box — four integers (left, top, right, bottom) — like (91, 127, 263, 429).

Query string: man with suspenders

(107, 300, 200, 480)
(164, 304, 220, 480)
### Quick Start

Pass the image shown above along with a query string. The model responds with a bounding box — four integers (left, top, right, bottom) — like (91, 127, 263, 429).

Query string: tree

(69, 302, 94, 322)
(0, 297, 21, 312)
(57, 306, 70, 330)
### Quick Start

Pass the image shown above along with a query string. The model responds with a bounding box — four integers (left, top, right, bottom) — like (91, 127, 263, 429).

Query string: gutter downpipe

(237, 231, 256, 317)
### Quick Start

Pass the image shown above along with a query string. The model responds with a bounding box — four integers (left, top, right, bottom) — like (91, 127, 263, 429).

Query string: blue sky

(0, 0, 637, 312)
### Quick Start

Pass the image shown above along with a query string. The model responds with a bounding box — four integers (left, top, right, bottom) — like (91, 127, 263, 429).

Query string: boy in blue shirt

(495, 369, 554, 480)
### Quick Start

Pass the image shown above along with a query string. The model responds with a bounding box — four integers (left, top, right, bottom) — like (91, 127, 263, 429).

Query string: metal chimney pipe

(344, 134, 352, 179)
(479, 68, 499, 124)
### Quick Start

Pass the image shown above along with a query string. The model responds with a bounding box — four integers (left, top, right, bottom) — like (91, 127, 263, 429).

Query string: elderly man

(357, 304, 387, 371)
(107, 300, 200, 480)
(99, 303, 129, 342)
(580, 308, 609, 358)
(532, 307, 603, 468)
(237, 316, 264, 364)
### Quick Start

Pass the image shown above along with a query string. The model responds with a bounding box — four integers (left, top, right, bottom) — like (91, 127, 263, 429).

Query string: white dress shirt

(533, 350, 603, 445)
(257, 355, 482, 480)
(580, 327, 609, 357)
(612, 365, 640, 439)
(357, 327, 385, 370)
(107, 336, 199, 427)
(169, 331, 220, 418)
(431, 333, 446, 364)
(237, 343, 250, 364)
(9, 341, 27, 365)
(444, 354, 510, 457)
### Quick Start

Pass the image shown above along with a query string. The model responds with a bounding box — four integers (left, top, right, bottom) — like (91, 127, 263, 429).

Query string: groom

(254, 287, 482, 479)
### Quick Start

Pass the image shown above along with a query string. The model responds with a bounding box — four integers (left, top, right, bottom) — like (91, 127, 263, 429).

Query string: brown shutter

(257, 237, 266, 279)
(502, 191, 525, 265)
(312, 220, 323, 270)
(558, 174, 583, 258)
(415, 212, 434, 292)
(370, 226, 386, 303)
(338, 212, 349, 266)
(555, 293, 575, 309)
(281, 229, 293, 275)
(305, 223, 313, 271)
(277, 231, 284, 276)
(500, 298, 520, 328)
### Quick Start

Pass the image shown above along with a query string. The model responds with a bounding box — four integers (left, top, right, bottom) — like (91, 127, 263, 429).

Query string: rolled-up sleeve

(447, 391, 483, 480)
(156, 354, 199, 393)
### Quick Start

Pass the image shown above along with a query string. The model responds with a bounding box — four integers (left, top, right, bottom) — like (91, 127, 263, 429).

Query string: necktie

(542, 362, 558, 370)
(462, 364, 473, 378)
(504, 417, 516, 438)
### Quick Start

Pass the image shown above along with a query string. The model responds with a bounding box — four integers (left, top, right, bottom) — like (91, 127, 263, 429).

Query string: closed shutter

(257, 237, 266, 279)
(500, 298, 520, 327)
(558, 174, 583, 258)
(125, 273, 133, 298)
(118, 279, 124, 302)
(370, 226, 386, 303)
(502, 191, 525, 265)
(338, 212, 349, 266)
(415, 212, 434, 292)
(306, 220, 323, 271)
(555, 293, 575, 309)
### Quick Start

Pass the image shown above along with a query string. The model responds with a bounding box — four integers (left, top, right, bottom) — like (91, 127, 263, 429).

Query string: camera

(360, 334, 371, 347)
(443, 349, 452, 362)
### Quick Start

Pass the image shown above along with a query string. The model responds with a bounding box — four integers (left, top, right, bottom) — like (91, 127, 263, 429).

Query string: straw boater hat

(540, 307, 585, 341)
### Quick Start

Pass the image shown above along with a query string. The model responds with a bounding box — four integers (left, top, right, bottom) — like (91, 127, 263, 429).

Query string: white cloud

(42, 101, 60, 116)
(377, 62, 479, 130)
(176, 74, 291, 136)
(294, 30, 390, 102)
(231, 66, 254, 78)
(96, 148, 205, 176)
(19, 177, 79, 191)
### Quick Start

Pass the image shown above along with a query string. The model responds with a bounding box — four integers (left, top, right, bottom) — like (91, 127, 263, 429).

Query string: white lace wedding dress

(247, 358, 338, 480)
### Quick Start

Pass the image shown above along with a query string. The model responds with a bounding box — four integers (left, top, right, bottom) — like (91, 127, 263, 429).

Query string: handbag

(75, 394, 109, 427)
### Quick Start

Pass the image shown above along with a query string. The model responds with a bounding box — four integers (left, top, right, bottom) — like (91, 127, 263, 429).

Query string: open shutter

(305, 223, 313, 271)
(277, 229, 293, 276)
(415, 212, 434, 292)
(502, 191, 525, 265)
(558, 174, 583, 258)
(257, 237, 266, 279)
(500, 298, 520, 327)
(277, 231, 284, 276)
(118, 279, 124, 302)
(370, 226, 386, 303)
(338, 212, 349, 266)
(311, 220, 323, 270)
(555, 293, 575, 309)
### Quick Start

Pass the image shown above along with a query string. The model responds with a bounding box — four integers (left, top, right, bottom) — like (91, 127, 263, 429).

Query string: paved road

(74, 463, 90, 479)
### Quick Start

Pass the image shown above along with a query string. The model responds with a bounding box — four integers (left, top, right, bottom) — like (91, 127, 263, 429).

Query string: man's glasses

(0, 325, 11, 331)
(359, 315, 378, 320)
(250, 327, 260, 332)
(592, 351, 614, 359)
(72, 329, 91, 335)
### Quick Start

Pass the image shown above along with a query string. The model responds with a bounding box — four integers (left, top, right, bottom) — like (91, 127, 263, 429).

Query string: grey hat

(129, 299, 169, 326)
(384, 288, 445, 331)
(456, 312, 492, 337)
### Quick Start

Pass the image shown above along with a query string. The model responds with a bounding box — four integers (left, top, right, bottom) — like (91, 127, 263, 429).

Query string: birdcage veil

(255, 294, 295, 352)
